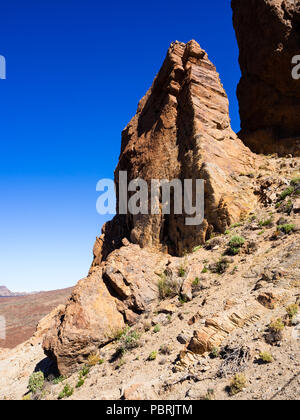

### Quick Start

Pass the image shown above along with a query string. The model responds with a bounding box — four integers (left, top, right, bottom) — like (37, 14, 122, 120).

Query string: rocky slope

(0, 288, 73, 349)
(232, 0, 300, 156)
(0, 155, 299, 400)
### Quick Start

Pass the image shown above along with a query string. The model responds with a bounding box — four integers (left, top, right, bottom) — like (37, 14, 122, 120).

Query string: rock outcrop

(92, 40, 259, 266)
(43, 245, 168, 375)
(232, 0, 300, 156)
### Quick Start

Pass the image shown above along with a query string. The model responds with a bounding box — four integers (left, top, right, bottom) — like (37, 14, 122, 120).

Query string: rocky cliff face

(232, 0, 300, 156)
(91, 40, 259, 267)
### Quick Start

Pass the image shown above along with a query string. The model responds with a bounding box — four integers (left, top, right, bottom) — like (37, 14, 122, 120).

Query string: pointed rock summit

(92, 40, 258, 266)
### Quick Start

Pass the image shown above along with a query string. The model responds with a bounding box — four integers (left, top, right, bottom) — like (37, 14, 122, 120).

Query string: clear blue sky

(0, 0, 241, 292)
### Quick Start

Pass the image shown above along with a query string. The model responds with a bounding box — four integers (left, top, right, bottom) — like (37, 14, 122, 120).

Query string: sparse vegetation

(80, 366, 90, 377)
(157, 272, 180, 300)
(117, 328, 141, 355)
(279, 186, 294, 201)
(28, 371, 44, 394)
(210, 346, 220, 358)
(291, 177, 300, 186)
(192, 245, 202, 252)
(286, 304, 298, 320)
(266, 318, 285, 344)
(202, 389, 215, 400)
(159, 344, 172, 355)
(228, 235, 245, 248)
(52, 376, 65, 385)
(87, 353, 101, 367)
(229, 373, 247, 396)
(226, 235, 245, 255)
(201, 266, 209, 274)
(76, 377, 85, 388)
(259, 218, 273, 227)
(209, 258, 230, 274)
(277, 223, 296, 234)
(192, 277, 200, 287)
(58, 383, 74, 399)
(178, 266, 186, 277)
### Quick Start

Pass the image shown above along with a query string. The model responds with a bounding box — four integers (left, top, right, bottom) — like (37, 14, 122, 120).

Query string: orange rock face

(43, 245, 168, 375)
(232, 0, 300, 156)
(92, 40, 259, 266)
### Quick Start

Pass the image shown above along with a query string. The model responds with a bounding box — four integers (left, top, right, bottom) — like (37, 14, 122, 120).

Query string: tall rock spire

(91, 40, 258, 266)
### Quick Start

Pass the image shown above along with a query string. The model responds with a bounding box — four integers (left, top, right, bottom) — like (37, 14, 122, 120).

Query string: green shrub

(148, 351, 157, 361)
(52, 376, 65, 385)
(286, 304, 298, 320)
(157, 272, 180, 300)
(192, 245, 202, 252)
(279, 186, 294, 200)
(117, 328, 141, 355)
(269, 318, 284, 332)
(278, 224, 296, 234)
(28, 371, 44, 394)
(229, 373, 247, 396)
(80, 366, 90, 377)
(192, 277, 200, 287)
(231, 222, 243, 228)
(201, 266, 208, 274)
(228, 236, 245, 248)
(226, 236, 245, 256)
(259, 352, 273, 363)
(259, 218, 273, 227)
(76, 378, 85, 388)
(210, 347, 220, 358)
(290, 177, 300, 186)
(178, 266, 186, 277)
(153, 324, 160, 333)
(58, 384, 73, 399)
(210, 258, 230, 274)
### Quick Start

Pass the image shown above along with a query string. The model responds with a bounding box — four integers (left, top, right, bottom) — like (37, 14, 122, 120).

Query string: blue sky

(0, 0, 241, 292)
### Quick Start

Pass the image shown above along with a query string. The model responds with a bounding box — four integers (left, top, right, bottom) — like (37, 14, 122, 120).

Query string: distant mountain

(0, 286, 27, 297)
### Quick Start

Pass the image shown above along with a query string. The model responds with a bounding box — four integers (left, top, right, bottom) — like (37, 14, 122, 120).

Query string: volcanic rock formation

(43, 40, 262, 375)
(232, 0, 300, 156)
(91, 40, 259, 267)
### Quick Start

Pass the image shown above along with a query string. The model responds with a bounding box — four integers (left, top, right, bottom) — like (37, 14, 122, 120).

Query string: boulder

(43, 245, 168, 375)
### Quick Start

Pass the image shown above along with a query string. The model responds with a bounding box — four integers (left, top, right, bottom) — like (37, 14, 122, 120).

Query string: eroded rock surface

(232, 0, 300, 156)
